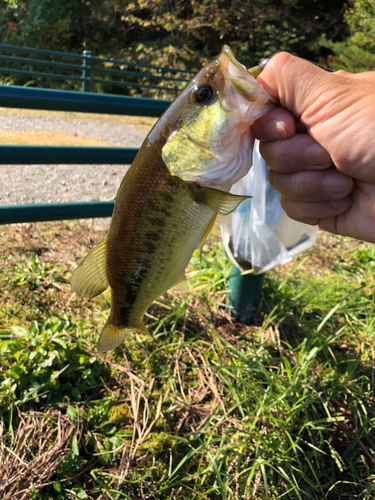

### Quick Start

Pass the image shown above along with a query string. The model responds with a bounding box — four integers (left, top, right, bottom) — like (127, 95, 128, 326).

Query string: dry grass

(0, 129, 111, 147)
(0, 107, 157, 130)
(0, 410, 75, 500)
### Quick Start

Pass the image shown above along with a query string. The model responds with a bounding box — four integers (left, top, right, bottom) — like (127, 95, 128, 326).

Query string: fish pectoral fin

(70, 236, 109, 298)
(190, 184, 252, 215)
(97, 319, 149, 352)
(171, 271, 191, 291)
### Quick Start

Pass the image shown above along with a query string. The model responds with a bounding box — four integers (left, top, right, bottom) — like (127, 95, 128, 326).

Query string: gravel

(0, 109, 151, 205)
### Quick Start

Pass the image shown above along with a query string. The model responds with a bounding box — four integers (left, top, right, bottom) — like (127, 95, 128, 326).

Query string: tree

(0, 0, 349, 66)
(322, 0, 375, 72)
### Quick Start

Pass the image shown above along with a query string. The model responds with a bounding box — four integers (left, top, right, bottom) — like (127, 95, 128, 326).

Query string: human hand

(252, 52, 375, 242)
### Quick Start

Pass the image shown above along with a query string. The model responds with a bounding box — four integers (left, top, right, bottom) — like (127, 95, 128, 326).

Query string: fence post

(81, 50, 92, 92)
(228, 265, 265, 324)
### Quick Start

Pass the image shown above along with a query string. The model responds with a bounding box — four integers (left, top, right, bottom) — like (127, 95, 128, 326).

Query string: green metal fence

(0, 83, 172, 224)
(0, 44, 195, 94)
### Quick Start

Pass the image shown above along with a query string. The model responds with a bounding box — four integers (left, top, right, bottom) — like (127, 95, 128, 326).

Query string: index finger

(260, 134, 333, 173)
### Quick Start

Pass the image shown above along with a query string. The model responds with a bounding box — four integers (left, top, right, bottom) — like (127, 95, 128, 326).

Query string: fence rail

(0, 84, 171, 115)
(0, 145, 139, 165)
(0, 43, 195, 95)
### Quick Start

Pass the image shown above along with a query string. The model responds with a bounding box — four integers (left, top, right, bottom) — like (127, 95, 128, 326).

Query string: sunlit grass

(0, 107, 157, 132)
(0, 129, 111, 146)
(0, 221, 374, 499)
(0, 108, 156, 147)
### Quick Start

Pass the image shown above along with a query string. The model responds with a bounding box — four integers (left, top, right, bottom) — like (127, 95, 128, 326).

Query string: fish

(70, 45, 274, 352)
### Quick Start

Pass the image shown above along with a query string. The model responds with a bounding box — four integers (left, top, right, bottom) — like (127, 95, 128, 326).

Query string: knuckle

(291, 172, 310, 199)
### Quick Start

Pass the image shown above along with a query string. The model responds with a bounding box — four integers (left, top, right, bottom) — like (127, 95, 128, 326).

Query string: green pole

(82, 50, 92, 92)
(0, 201, 114, 224)
(228, 266, 265, 325)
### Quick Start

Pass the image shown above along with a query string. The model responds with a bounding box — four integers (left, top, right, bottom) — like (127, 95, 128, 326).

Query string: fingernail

(306, 142, 332, 166)
(324, 172, 353, 194)
(265, 120, 287, 140)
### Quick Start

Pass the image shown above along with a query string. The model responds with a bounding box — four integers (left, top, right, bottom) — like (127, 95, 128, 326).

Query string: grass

(0, 129, 111, 147)
(0, 220, 374, 499)
(0, 106, 157, 149)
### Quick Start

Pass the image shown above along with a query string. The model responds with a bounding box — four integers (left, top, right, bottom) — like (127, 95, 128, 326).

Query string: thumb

(256, 52, 336, 128)
(256, 53, 375, 181)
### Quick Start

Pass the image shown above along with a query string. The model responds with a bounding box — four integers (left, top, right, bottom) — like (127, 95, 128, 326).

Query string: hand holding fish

(252, 52, 375, 242)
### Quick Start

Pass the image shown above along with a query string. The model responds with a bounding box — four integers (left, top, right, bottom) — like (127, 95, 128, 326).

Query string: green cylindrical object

(0, 201, 114, 224)
(0, 84, 171, 117)
(228, 265, 265, 325)
(82, 50, 92, 93)
(0, 145, 138, 164)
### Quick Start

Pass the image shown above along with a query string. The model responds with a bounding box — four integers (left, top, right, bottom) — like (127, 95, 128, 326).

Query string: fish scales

(70, 45, 275, 352)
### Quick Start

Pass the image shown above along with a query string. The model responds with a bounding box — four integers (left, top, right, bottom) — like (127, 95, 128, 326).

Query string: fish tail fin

(97, 318, 149, 352)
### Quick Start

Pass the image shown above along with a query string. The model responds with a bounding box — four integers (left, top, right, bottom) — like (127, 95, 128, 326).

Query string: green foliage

(323, 0, 375, 71)
(10, 253, 60, 289)
(0, 252, 66, 324)
(0, 0, 349, 87)
(189, 238, 233, 292)
(0, 317, 105, 410)
(19, 0, 78, 49)
(345, 0, 375, 50)
(1, 0, 80, 51)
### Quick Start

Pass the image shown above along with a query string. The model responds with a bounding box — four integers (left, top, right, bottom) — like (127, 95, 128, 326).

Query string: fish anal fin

(97, 319, 149, 352)
(135, 320, 150, 335)
(171, 271, 191, 291)
(70, 236, 109, 298)
(187, 183, 251, 215)
(196, 215, 217, 249)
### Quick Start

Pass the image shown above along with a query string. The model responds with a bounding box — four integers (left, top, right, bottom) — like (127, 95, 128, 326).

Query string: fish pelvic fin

(97, 319, 149, 352)
(171, 271, 191, 291)
(70, 236, 109, 298)
(187, 183, 251, 215)
(196, 215, 216, 249)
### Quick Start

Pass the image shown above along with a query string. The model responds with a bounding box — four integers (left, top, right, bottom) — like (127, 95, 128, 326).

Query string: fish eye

(192, 84, 214, 104)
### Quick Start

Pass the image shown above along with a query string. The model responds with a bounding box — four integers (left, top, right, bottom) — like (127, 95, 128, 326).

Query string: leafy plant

(0, 316, 105, 411)
(10, 253, 61, 289)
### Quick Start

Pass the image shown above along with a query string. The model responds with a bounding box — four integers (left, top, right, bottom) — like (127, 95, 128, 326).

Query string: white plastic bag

(221, 141, 318, 274)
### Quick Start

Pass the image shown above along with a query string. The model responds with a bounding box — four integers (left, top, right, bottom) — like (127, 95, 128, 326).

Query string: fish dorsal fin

(70, 236, 109, 298)
(196, 215, 216, 249)
(171, 271, 191, 291)
(97, 319, 149, 352)
(188, 183, 251, 215)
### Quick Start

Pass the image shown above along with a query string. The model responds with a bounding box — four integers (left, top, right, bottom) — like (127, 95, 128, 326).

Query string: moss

(138, 431, 175, 457)
(108, 403, 131, 424)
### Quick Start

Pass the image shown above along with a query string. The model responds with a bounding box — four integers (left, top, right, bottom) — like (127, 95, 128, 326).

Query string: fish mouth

(219, 45, 260, 103)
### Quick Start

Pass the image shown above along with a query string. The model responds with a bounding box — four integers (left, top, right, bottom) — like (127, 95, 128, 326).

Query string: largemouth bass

(71, 46, 274, 352)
